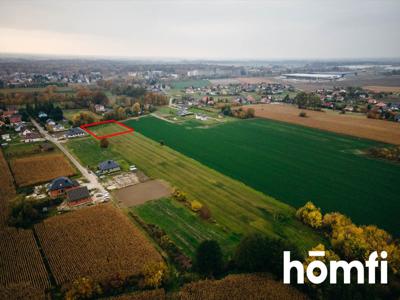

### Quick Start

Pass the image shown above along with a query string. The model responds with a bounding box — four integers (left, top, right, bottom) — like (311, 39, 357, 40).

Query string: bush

(100, 138, 109, 148)
(195, 240, 223, 277)
(299, 111, 307, 118)
(140, 262, 168, 288)
(190, 200, 203, 212)
(172, 189, 187, 202)
(296, 201, 322, 228)
(65, 276, 102, 300)
(199, 205, 212, 220)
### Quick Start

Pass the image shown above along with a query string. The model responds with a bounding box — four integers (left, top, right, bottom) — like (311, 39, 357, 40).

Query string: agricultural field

(0, 228, 51, 293)
(34, 204, 162, 286)
(177, 274, 307, 300)
(133, 198, 240, 257)
(247, 103, 400, 145)
(10, 153, 76, 187)
(0, 150, 16, 226)
(67, 125, 323, 256)
(127, 116, 400, 235)
(364, 85, 400, 93)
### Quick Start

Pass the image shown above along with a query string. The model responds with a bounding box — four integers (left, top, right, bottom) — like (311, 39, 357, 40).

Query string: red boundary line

(80, 119, 134, 140)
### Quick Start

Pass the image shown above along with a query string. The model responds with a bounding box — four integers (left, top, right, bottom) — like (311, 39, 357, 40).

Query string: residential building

(98, 160, 121, 174)
(48, 176, 79, 198)
(65, 186, 92, 207)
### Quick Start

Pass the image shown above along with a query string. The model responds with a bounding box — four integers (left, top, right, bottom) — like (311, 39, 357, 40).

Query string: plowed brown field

(248, 104, 400, 145)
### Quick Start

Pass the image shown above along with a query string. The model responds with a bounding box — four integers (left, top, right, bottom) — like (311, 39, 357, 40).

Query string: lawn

(133, 198, 241, 257)
(66, 128, 323, 257)
(65, 137, 129, 171)
(125, 116, 400, 235)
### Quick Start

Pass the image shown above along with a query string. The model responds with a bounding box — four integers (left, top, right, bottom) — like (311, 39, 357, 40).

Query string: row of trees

(194, 234, 301, 279)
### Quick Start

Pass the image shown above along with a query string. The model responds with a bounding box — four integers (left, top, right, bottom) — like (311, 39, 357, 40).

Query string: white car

(129, 165, 138, 172)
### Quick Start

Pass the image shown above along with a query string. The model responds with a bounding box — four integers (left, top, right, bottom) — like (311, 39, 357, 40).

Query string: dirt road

(31, 119, 107, 194)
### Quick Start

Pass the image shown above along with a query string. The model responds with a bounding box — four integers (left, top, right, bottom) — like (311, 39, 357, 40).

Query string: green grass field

(171, 80, 210, 89)
(65, 137, 129, 171)
(66, 126, 323, 257)
(132, 198, 241, 257)
(125, 116, 400, 235)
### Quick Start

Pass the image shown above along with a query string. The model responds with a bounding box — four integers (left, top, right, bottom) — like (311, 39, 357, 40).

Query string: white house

(1, 134, 11, 141)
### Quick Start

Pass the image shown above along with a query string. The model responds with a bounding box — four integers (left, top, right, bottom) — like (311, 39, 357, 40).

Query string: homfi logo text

(283, 250, 388, 284)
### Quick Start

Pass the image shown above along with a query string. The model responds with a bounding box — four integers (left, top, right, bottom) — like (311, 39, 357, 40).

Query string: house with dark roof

(65, 127, 86, 139)
(98, 160, 120, 174)
(65, 186, 92, 207)
(48, 176, 78, 198)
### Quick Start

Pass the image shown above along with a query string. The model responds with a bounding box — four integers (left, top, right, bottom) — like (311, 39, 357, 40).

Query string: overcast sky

(0, 0, 399, 60)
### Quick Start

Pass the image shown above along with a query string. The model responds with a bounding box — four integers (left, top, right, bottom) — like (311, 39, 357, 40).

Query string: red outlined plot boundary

(80, 120, 134, 140)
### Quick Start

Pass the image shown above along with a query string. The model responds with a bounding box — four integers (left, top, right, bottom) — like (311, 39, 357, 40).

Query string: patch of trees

(220, 105, 255, 119)
(75, 87, 109, 107)
(112, 86, 146, 98)
(8, 195, 62, 228)
(296, 201, 400, 280)
(0, 86, 73, 106)
(295, 92, 321, 110)
(368, 146, 400, 162)
(27, 102, 63, 121)
(71, 112, 95, 126)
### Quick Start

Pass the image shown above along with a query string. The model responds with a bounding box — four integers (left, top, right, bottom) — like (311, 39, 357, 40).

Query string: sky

(0, 0, 399, 60)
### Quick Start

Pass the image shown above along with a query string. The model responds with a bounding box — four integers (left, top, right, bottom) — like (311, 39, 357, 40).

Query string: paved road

(31, 119, 107, 194)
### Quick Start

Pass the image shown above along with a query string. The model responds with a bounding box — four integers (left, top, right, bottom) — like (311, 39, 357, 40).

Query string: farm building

(48, 176, 79, 198)
(65, 186, 92, 207)
(98, 160, 120, 174)
(65, 127, 86, 138)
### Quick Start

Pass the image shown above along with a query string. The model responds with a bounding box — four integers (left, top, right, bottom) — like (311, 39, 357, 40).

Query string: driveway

(30, 118, 107, 194)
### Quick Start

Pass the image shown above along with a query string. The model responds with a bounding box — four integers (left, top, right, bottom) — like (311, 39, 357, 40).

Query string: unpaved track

(31, 119, 107, 194)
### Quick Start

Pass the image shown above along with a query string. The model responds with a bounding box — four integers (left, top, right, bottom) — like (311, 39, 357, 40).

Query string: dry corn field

(10, 153, 76, 187)
(107, 289, 165, 300)
(0, 282, 46, 300)
(0, 228, 50, 292)
(0, 150, 16, 226)
(177, 274, 308, 300)
(35, 204, 162, 286)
